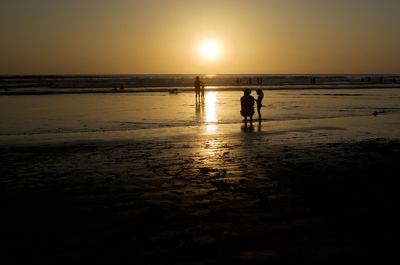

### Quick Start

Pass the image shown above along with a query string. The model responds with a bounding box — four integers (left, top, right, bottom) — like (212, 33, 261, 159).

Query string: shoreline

(1, 84, 400, 96)
(1, 112, 399, 146)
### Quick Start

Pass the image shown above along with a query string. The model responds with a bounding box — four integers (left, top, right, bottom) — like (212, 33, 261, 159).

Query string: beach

(1, 89, 400, 263)
(2, 0, 400, 262)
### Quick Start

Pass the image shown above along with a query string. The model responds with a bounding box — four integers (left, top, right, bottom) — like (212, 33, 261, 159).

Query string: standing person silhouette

(194, 76, 205, 99)
(256, 89, 264, 122)
(240, 89, 255, 127)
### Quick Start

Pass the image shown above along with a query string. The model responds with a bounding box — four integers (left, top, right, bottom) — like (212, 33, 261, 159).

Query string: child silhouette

(256, 88, 264, 122)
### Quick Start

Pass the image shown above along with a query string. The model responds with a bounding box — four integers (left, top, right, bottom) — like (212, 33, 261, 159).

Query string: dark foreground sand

(1, 132, 400, 264)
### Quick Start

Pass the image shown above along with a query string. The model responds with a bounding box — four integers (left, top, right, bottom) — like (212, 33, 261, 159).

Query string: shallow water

(1, 89, 399, 137)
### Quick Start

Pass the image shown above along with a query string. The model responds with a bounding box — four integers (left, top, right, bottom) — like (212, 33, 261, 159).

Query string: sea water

(0, 88, 399, 138)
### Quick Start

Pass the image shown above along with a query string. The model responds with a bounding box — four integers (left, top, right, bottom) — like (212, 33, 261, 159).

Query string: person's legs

(257, 106, 261, 121)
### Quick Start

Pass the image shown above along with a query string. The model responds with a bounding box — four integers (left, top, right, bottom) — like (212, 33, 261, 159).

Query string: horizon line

(1, 73, 400, 77)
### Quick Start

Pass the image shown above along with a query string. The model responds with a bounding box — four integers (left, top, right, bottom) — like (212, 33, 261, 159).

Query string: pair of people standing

(240, 88, 264, 125)
(193, 76, 264, 125)
(194, 76, 205, 99)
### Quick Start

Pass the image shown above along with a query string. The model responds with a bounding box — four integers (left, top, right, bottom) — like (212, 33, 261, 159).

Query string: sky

(1, 0, 399, 74)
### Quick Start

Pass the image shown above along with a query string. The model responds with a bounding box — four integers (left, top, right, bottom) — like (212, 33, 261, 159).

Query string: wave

(1, 74, 400, 95)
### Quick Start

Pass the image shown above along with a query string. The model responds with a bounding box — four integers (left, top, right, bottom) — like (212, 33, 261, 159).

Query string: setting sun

(198, 40, 221, 61)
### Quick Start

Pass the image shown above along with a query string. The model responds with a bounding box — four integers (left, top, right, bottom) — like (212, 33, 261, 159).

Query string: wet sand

(1, 113, 400, 264)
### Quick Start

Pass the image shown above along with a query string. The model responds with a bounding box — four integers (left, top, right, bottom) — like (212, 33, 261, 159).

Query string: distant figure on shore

(169, 88, 178, 94)
(194, 76, 205, 99)
(240, 89, 255, 126)
(256, 89, 264, 122)
(373, 110, 386, 117)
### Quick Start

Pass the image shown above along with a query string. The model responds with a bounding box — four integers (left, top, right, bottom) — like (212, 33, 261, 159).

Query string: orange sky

(1, 0, 399, 74)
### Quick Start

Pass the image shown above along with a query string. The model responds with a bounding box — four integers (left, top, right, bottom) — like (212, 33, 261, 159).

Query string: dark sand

(2, 130, 400, 263)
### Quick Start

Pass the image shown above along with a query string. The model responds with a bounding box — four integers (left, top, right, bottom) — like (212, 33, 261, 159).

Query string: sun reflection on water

(206, 124, 217, 134)
(204, 92, 218, 133)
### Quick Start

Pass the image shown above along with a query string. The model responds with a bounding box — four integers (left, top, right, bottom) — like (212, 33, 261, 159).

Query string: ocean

(0, 88, 399, 140)
(1, 74, 399, 94)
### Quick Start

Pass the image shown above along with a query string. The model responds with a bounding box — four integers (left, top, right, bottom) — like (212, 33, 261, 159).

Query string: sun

(198, 40, 221, 61)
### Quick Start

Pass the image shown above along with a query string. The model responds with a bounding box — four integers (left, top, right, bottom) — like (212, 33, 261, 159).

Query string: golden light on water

(206, 124, 217, 134)
(205, 92, 217, 122)
(204, 92, 218, 133)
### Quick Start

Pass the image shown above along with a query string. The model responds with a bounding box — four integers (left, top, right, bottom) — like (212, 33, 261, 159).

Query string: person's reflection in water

(195, 97, 205, 123)
(241, 124, 254, 133)
(194, 76, 205, 100)
(241, 118, 262, 132)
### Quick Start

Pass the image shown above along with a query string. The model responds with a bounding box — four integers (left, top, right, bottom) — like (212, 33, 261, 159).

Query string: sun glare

(199, 40, 221, 61)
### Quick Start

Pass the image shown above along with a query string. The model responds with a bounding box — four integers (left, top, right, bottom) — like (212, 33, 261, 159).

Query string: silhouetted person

(256, 88, 264, 122)
(194, 76, 204, 99)
(169, 88, 178, 94)
(240, 89, 255, 126)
